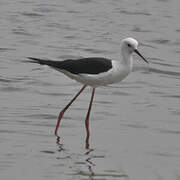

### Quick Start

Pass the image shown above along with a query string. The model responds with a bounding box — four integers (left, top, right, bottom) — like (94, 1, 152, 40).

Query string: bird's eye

(127, 43, 131, 47)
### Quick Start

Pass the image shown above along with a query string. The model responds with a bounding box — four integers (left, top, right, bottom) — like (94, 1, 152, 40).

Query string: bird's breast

(109, 61, 131, 83)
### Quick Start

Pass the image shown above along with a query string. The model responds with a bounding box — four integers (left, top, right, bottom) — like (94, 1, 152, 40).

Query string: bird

(27, 37, 148, 148)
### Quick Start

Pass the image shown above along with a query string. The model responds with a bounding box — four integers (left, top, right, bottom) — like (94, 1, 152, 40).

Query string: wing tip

(25, 57, 48, 65)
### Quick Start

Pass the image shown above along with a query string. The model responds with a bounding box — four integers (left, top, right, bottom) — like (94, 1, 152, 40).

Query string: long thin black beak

(134, 49, 149, 63)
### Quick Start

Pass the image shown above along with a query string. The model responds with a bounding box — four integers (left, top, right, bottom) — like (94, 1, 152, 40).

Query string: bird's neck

(120, 49, 133, 70)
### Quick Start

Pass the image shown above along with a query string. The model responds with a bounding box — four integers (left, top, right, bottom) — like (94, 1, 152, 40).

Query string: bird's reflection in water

(56, 134, 91, 151)
(81, 149, 128, 179)
(55, 137, 127, 179)
(82, 148, 96, 180)
(56, 136, 65, 152)
(55, 135, 96, 178)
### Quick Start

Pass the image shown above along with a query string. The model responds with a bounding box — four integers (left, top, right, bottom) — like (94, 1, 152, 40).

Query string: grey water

(0, 0, 180, 179)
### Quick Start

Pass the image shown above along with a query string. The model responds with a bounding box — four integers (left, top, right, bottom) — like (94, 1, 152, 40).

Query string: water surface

(0, 0, 180, 180)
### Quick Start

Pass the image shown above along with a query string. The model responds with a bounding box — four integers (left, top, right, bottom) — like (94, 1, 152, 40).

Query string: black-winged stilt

(28, 37, 148, 147)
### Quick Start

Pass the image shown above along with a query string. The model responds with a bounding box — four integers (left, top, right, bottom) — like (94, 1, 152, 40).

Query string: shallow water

(0, 0, 180, 180)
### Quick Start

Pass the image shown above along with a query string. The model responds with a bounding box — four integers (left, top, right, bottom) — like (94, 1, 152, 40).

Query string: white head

(121, 37, 148, 63)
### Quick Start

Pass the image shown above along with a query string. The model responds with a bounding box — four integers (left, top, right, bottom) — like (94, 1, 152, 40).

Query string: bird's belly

(65, 67, 130, 87)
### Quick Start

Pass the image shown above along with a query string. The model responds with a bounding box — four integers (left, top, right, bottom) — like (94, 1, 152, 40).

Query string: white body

(59, 58, 132, 87)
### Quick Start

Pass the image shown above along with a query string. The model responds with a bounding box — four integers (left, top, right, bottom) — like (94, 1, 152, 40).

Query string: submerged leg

(55, 85, 87, 136)
(85, 88, 95, 149)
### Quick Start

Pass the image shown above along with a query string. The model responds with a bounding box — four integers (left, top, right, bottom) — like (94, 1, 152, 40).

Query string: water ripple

(21, 12, 44, 18)
(149, 67, 180, 77)
(22, 113, 57, 120)
(75, 170, 128, 178)
(119, 10, 151, 16)
(0, 48, 16, 52)
(0, 86, 26, 92)
(131, 26, 151, 33)
(148, 39, 171, 45)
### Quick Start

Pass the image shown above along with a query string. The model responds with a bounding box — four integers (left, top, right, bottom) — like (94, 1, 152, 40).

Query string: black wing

(28, 57, 112, 75)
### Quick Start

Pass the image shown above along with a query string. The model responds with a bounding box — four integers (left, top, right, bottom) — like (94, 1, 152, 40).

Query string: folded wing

(28, 57, 112, 75)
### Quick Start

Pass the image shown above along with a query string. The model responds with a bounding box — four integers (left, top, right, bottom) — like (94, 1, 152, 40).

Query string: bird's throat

(121, 50, 133, 71)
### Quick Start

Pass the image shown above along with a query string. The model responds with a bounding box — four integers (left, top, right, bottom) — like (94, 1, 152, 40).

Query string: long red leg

(85, 88, 95, 149)
(55, 85, 87, 136)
